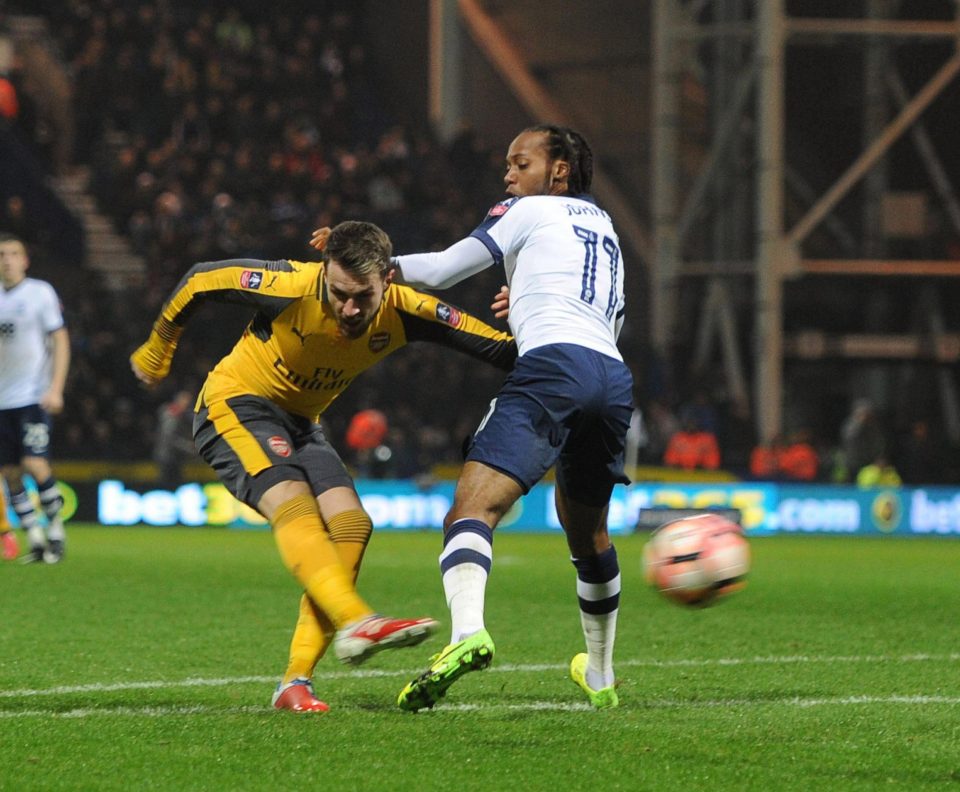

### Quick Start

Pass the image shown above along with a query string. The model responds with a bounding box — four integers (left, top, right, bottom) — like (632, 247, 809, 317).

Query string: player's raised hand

(491, 285, 510, 319)
(130, 358, 159, 388)
(310, 227, 332, 252)
(130, 340, 173, 388)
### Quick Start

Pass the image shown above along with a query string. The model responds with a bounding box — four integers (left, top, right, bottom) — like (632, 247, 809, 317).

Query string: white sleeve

(394, 237, 495, 289)
(40, 283, 65, 333)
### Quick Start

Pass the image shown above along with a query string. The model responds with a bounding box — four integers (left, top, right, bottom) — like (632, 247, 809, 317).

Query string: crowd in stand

(3, 1, 957, 484)
(630, 392, 949, 485)
(6, 0, 511, 474)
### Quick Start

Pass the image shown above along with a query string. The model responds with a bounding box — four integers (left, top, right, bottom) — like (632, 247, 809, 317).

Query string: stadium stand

(3, 1, 956, 483)
(4, 1, 512, 472)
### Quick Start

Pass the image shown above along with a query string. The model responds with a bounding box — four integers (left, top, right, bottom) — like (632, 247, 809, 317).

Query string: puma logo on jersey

(291, 327, 313, 345)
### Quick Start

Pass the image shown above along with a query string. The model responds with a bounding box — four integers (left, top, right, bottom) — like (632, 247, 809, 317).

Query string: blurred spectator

(1, 196, 40, 245)
(215, 8, 253, 53)
(856, 455, 902, 488)
(623, 406, 649, 473)
(0, 75, 18, 120)
(153, 390, 196, 487)
(376, 426, 422, 479)
(718, 397, 756, 476)
(345, 409, 388, 453)
(839, 398, 886, 482)
(827, 446, 849, 484)
(897, 419, 942, 485)
(640, 398, 679, 464)
(678, 388, 718, 436)
(663, 417, 721, 471)
(344, 408, 389, 477)
(779, 430, 819, 482)
(749, 435, 784, 480)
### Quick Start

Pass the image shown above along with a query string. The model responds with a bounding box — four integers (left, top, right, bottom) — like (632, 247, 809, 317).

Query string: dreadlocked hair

(524, 124, 594, 195)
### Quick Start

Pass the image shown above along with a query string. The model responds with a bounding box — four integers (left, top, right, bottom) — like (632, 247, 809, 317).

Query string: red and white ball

(643, 514, 750, 606)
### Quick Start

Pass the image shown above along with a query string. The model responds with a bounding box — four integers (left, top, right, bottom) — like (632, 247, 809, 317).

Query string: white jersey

(396, 194, 625, 359)
(0, 277, 65, 409)
(473, 195, 624, 358)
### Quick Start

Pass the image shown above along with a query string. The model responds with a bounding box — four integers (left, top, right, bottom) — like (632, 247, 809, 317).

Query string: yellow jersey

(131, 258, 516, 420)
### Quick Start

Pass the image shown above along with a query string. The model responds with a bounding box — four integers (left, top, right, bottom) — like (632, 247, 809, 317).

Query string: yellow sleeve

(393, 285, 517, 371)
(131, 259, 318, 382)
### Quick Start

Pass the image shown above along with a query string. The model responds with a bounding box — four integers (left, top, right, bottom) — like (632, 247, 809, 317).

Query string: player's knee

(1, 464, 21, 481)
(269, 493, 323, 572)
(257, 478, 313, 520)
(21, 457, 52, 482)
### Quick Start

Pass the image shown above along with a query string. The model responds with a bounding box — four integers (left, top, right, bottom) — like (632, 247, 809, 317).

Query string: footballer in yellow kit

(140, 252, 514, 425)
(131, 221, 516, 712)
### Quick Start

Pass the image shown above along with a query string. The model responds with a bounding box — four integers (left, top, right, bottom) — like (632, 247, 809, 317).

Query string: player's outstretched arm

(398, 290, 517, 371)
(130, 316, 181, 387)
(393, 237, 494, 290)
(129, 258, 307, 387)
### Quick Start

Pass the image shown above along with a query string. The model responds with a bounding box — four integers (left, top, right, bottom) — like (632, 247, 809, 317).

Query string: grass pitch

(2, 526, 959, 791)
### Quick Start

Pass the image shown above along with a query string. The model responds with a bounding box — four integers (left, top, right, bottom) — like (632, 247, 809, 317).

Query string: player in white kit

(391, 126, 633, 710)
(0, 234, 71, 563)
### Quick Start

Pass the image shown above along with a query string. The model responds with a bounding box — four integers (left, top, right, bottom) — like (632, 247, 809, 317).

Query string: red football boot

(1, 531, 18, 561)
(333, 615, 439, 666)
(271, 678, 330, 713)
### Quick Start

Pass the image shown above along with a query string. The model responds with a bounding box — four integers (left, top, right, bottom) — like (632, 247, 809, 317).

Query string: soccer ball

(643, 513, 750, 606)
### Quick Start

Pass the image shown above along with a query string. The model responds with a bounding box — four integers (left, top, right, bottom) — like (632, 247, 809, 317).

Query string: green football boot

(397, 629, 495, 711)
(570, 653, 619, 709)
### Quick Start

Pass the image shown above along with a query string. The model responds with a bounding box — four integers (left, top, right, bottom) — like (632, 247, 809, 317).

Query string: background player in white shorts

(0, 233, 71, 564)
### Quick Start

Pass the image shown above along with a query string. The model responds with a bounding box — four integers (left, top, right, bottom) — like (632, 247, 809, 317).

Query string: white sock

(573, 546, 621, 690)
(10, 488, 43, 547)
(46, 515, 65, 542)
(439, 519, 493, 643)
(38, 480, 66, 542)
(579, 607, 618, 690)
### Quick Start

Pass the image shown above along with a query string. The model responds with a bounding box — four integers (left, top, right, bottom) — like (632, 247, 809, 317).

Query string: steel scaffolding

(652, 0, 960, 443)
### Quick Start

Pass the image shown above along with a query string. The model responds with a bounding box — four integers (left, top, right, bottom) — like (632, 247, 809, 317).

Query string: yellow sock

(326, 509, 373, 578)
(271, 496, 372, 631)
(282, 594, 330, 684)
(0, 485, 10, 532)
(282, 510, 373, 684)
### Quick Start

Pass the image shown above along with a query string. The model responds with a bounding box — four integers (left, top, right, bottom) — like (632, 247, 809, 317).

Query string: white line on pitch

(2, 652, 958, 700)
(0, 705, 268, 719)
(442, 694, 960, 711)
(1, 694, 959, 719)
